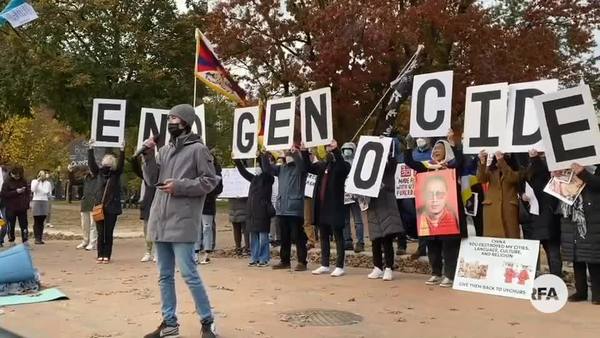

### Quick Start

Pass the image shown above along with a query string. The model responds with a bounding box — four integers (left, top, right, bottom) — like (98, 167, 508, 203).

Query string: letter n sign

(534, 84, 600, 171)
(300, 87, 333, 147)
(232, 106, 259, 159)
(345, 136, 392, 198)
(91, 98, 127, 148)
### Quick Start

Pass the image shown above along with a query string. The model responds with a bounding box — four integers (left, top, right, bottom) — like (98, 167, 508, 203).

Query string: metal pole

(193, 28, 200, 107)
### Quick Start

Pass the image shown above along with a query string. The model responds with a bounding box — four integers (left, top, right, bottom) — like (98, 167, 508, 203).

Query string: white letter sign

(534, 85, 600, 171)
(192, 105, 207, 144)
(300, 87, 333, 147)
(463, 83, 509, 154)
(264, 96, 296, 151)
(346, 136, 392, 198)
(137, 108, 169, 149)
(409, 70, 453, 137)
(91, 98, 127, 148)
(232, 106, 259, 159)
(504, 79, 558, 152)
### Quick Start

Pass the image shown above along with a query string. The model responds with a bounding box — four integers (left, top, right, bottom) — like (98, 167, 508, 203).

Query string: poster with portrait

(453, 237, 540, 300)
(543, 169, 586, 206)
(415, 169, 460, 237)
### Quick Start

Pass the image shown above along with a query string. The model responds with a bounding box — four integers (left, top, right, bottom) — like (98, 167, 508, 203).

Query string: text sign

(232, 106, 259, 159)
(264, 96, 296, 151)
(463, 83, 509, 154)
(300, 87, 333, 147)
(345, 136, 392, 198)
(91, 98, 126, 148)
(409, 70, 453, 137)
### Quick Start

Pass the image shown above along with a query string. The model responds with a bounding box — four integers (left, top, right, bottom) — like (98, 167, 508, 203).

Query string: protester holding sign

(561, 163, 600, 305)
(366, 139, 404, 282)
(235, 153, 275, 267)
(404, 130, 467, 288)
(88, 140, 125, 264)
(477, 151, 521, 238)
(306, 140, 351, 277)
(521, 150, 562, 277)
(266, 145, 309, 272)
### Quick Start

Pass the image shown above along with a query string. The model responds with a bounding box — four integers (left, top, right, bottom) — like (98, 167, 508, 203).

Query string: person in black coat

(304, 140, 351, 277)
(520, 150, 562, 277)
(235, 153, 275, 266)
(88, 140, 125, 263)
(132, 153, 157, 262)
(562, 163, 600, 305)
(0, 166, 30, 245)
(403, 130, 467, 288)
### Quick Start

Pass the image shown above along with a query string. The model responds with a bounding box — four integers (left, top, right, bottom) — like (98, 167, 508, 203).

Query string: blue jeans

(195, 215, 215, 252)
(250, 232, 270, 263)
(155, 242, 213, 326)
(343, 203, 364, 245)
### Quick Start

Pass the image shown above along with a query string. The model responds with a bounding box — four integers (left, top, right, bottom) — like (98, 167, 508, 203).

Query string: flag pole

(350, 45, 424, 142)
(193, 28, 200, 107)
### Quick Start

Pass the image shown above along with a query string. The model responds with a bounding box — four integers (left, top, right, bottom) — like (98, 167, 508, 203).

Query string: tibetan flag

(195, 29, 246, 105)
(0, 0, 38, 28)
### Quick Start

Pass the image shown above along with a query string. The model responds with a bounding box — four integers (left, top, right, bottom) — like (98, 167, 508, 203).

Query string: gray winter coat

(143, 133, 218, 242)
(268, 152, 307, 218)
(367, 160, 404, 240)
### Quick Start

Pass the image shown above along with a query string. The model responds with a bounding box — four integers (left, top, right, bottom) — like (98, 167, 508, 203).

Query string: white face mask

(285, 156, 294, 163)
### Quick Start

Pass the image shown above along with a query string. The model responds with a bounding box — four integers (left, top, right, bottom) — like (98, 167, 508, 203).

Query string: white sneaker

(153, 256, 157, 263)
(76, 242, 87, 250)
(368, 267, 384, 279)
(439, 277, 454, 288)
(46, 223, 54, 228)
(330, 267, 345, 277)
(85, 243, 96, 251)
(200, 253, 211, 265)
(140, 253, 153, 262)
(383, 268, 393, 281)
(312, 266, 330, 275)
(425, 275, 443, 285)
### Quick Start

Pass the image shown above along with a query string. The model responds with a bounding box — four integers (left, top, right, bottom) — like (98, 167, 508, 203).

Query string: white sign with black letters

(192, 105, 207, 144)
(300, 87, 333, 148)
(91, 98, 127, 148)
(264, 96, 296, 151)
(534, 84, 600, 171)
(232, 106, 259, 159)
(504, 79, 558, 153)
(463, 83, 509, 154)
(346, 136, 392, 198)
(304, 173, 317, 198)
(137, 108, 169, 149)
(409, 70, 453, 137)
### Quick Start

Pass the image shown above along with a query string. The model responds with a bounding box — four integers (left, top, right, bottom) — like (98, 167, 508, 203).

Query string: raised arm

(115, 150, 126, 175)
(403, 149, 428, 173)
(234, 159, 255, 182)
(88, 148, 99, 176)
(292, 149, 307, 174)
(130, 156, 144, 180)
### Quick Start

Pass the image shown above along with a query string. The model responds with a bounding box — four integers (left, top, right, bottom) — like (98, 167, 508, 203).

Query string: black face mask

(168, 123, 183, 138)
(101, 166, 111, 175)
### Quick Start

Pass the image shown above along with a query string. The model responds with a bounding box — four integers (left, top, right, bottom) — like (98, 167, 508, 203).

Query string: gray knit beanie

(169, 104, 197, 126)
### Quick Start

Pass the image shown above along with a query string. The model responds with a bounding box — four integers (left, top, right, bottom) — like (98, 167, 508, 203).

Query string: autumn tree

(205, 0, 600, 140)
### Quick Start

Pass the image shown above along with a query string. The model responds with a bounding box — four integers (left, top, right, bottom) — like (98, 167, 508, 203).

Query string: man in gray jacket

(142, 104, 218, 338)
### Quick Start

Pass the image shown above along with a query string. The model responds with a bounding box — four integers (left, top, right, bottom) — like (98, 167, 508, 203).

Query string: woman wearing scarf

(404, 130, 467, 288)
(477, 150, 521, 238)
(562, 163, 600, 305)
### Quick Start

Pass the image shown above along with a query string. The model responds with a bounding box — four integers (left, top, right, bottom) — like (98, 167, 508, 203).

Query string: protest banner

(91, 98, 127, 148)
(264, 96, 296, 151)
(220, 167, 254, 198)
(305, 173, 317, 198)
(300, 87, 333, 148)
(415, 169, 460, 237)
(504, 79, 558, 152)
(463, 83, 509, 154)
(232, 106, 259, 159)
(409, 70, 453, 137)
(543, 169, 586, 206)
(137, 108, 169, 149)
(534, 85, 600, 171)
(395, 163, 416, 199)
(346, 136, 392, 198)
(453, 237, 540, 300)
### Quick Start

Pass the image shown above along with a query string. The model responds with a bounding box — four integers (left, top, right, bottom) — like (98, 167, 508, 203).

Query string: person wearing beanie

(142, 104, 219, 338)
